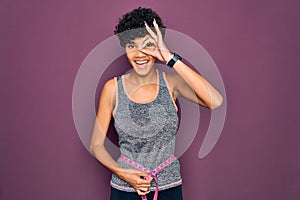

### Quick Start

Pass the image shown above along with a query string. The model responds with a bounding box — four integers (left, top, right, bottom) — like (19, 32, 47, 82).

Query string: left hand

(141, 19, 173, 63)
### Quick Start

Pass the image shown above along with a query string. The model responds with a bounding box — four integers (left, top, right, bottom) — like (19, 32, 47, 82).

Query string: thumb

(139, 172, 153, 181)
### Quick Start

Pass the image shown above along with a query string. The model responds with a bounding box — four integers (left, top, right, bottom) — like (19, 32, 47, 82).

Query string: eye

(145, 42, 155, 47)
(126, 44, 135, 49)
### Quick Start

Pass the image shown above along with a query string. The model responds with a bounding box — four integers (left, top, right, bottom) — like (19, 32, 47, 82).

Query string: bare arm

(143, 20, 223, 109)
(90, 79, 120, 173)
(169, 61, 223, 109)
(89, 79, 152, 195)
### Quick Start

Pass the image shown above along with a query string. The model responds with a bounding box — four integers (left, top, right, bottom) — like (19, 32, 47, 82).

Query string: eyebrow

(127, 37, 151, 45)
(143, 37, 151, 43)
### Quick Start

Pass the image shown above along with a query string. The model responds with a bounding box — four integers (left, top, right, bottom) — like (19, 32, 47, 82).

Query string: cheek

(125, 52, 135, 61)
(150, 57, 156, 63)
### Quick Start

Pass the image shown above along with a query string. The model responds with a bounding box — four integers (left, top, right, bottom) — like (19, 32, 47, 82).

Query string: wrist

(114, 167, 126, 179)
(166, 53, 182, 68)
(164, 52, 174, 64)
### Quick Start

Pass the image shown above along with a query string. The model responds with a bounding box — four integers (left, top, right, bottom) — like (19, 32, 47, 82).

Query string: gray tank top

(111, 70, 182, 192)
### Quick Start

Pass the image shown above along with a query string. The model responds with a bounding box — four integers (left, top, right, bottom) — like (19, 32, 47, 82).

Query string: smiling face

(125, 34, 156, 76)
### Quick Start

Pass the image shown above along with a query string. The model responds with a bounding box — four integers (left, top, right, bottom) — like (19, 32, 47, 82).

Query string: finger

(137, 177, 152, 185)
(137, 191, 148, 196)
(140, 175, 150, 180)
(153, 18, 163, 39)
(139, 48, 155, 57)
(141, 37, 157, 49)
(137, 189, 150, 196)
(140, 187, 149, 192)
(139, 184, 151, 188)
(144, 21, 157, 39)
(139, 174, 153, 183)
(140, 48, 164, 62)
(137, 177, 151, 185)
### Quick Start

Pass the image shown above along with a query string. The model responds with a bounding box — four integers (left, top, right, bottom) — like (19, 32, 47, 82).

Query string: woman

(90, 7, 223, 200)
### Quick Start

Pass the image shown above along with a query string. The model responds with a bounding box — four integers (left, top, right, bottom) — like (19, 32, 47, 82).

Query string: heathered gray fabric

(111, 70, 182, 192)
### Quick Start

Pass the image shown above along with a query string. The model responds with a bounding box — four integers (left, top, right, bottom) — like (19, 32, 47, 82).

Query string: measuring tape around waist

(120, 154, 176, 200)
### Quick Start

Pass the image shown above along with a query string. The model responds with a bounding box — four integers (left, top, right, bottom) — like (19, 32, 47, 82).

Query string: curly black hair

(114, 7, 166, 47)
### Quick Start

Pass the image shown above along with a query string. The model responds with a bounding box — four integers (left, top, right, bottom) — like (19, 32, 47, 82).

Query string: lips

(134, 60, 149, 68)
(135, 60, 149, 65)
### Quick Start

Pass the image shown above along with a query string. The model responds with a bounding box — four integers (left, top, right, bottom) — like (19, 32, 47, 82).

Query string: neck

(128, 68, 157, 85)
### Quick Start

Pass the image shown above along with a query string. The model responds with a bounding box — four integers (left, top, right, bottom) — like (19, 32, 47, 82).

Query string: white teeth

(135, 60, 148, 65)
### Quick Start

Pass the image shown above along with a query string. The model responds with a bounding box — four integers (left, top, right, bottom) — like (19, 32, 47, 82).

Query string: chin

(132, 63, 154, 76)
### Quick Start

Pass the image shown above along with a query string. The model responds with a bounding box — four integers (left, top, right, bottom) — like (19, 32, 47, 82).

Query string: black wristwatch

(166, 53, 182, 68)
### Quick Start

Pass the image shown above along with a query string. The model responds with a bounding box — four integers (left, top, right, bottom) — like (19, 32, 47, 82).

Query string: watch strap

(166, 53, 182, 68)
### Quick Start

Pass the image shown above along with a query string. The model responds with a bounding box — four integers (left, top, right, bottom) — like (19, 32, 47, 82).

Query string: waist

(111, 155, 182, 192)
(120, 154, 175, 174)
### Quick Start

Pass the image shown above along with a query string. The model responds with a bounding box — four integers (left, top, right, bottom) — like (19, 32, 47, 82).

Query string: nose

(135, 48, 147, 57)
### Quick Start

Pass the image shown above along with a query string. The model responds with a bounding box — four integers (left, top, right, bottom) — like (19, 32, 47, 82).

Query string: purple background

(1, 0, 300, 199)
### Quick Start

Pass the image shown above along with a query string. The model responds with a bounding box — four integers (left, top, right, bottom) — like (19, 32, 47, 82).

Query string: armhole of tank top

(162, 72, 178, 112)
(112, 77, 118, 117)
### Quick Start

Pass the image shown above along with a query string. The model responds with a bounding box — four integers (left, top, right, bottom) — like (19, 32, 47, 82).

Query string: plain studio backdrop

(1, 0, 299, 200)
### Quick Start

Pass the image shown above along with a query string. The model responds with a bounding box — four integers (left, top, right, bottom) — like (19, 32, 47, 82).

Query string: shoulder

(100, 78, 117, 100)
(103, 78, 117, 90)
(97, 78, 118, 110)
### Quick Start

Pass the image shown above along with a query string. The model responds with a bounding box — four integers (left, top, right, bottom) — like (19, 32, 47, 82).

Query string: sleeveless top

(110, 70, 182, 192)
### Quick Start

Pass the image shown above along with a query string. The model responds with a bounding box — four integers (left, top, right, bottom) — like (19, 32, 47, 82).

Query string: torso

(111, 69, 182, 192)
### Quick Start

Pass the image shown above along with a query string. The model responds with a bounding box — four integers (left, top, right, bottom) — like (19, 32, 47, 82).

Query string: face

(125, 34, 156, 76)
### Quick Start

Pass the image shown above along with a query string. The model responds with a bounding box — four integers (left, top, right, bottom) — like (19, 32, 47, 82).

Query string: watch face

(167, 59, 175, 67)
(167, 53, 182, 67)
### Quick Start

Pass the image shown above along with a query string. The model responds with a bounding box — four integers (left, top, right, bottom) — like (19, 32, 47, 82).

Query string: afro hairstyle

(114, 7, 166, 47)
